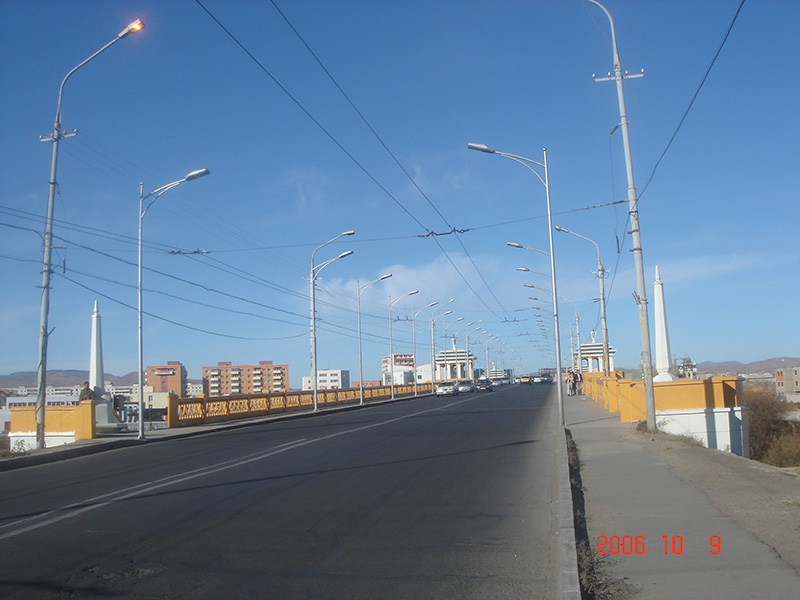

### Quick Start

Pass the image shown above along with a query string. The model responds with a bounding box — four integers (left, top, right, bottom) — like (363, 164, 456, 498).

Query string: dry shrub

(763, 431, 800, 468)
(742, 388, 799, 466)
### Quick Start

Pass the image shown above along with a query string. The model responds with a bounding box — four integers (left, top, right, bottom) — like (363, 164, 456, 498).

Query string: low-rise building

(776, 365, 800, 399)
(302, 369, 350, 391)
(146, 361, 187, 397)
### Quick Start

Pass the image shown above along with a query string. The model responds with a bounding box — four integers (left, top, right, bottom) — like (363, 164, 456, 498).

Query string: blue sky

(1, 0, 798, 388)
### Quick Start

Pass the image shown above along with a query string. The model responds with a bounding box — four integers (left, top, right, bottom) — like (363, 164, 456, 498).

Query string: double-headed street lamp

(310, 231, 354, 412)
(429, 300, 454, 387)
(441, 317, 464, 380)
(35, 18, 144, 449)
(357, 274, 392, 405)
(555, 226, 610, 376)
(468, 142, 564, 424)
(389, 290, 418, 399)
(412, 302, 438, 396)
(138, 169, 210, 440)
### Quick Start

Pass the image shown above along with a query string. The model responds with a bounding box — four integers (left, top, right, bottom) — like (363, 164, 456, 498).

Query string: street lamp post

(389, 291, 418, 399)
(469, 142, 563, 425)
(584, 0, 655, 430)
(357, 274, 392, 405)
(35, 18, 144, 449)
(453, 321, 477, 379)
(429, 301, 454, 387)
(441, 317, 464, 380)
(412, 302, 437, 396)
(310, 231, 355, 412)
(138, 168, 210, 440)
(555, 226, 610, 376)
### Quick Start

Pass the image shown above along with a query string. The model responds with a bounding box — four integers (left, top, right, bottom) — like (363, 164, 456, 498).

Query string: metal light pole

(585, 0, 655, 429)
(469, 142, 563, 425)
(442, 317, 464, 380)
(357, 274, 392, 405)
(389, 290, 418, 399)
(453, 321, 477, 379)
(35, 18, 144, 449)
(412, 302, 437, 396)
(310, 231, 354, 412)
(138, 169, 209, 440)
(430, 306, 453, 388)
(555, 226, 610, 376)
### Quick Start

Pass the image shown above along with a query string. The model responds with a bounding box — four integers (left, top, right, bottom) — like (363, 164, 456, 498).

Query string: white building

(435, 339, 475, 380)
(302, 369, 351, 391)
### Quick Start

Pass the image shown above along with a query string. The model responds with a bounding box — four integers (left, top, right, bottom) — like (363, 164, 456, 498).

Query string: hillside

(696, 357, 799, 374)
(0, 370, 139, 388)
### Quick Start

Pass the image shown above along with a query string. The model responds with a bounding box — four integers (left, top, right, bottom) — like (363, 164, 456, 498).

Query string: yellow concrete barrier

(580, 372, 742, 423)
(167, 383, 427, 428)
(10, 400, 96, 444)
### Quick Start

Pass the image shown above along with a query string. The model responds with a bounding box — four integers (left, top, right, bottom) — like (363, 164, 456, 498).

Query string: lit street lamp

(310, 231, 355, 412)
(35, 18, 144, 449)
(469, 141, 564, 426)
(357, 274, 392, 405)
(138, 169, 210, 440)
(555, 226, 610, 376)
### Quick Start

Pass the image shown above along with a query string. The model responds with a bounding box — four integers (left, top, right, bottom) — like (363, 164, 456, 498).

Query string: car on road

(456, 380, 476, 393)
(519, 375, 531, 385)
(435, 381, 459, 396)
(475, 378, 492, 392)
(533, 374, 552, 384)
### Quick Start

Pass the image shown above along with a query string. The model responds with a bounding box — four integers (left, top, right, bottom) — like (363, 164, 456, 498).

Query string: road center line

(0, 397, 476, 540)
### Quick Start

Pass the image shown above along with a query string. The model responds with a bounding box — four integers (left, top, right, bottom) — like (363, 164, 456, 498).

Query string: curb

(558, 424, 582, 600)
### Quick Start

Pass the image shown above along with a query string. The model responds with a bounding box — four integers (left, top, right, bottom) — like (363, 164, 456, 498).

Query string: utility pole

(586, 0, 656, 430)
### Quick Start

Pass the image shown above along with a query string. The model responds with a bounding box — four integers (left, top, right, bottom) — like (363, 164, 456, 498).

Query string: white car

(456, 380, 476, 393)
(435, 381, 459, 396)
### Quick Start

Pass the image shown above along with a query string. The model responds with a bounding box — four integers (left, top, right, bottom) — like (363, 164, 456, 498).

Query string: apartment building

(202, 361, 289, 397)
(146, 361, 187, 397)
(301, 369, 350, 391)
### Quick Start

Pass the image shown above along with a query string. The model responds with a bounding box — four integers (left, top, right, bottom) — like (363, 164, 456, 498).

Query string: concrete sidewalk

(566, 394, 800, 599)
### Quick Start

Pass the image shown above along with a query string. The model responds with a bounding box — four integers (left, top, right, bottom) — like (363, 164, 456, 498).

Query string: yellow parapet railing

(10, 400, 97, 448)
(579, 372, 742, 423)
(167, 383, 433, 429)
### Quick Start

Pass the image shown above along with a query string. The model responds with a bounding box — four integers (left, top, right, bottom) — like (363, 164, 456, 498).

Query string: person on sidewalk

(575, 370, 583, 396)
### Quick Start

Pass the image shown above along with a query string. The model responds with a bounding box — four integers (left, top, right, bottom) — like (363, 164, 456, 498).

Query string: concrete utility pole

(36, 19, 143, 449)
(585, 0, 656, 430)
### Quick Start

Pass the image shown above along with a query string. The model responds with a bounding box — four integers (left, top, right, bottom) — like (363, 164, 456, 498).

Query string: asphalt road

(0, 384, 559, 599)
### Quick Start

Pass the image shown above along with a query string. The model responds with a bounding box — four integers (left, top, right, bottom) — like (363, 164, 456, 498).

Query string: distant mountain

(696, 357, 800, 374)
(0, 370, 139, 389)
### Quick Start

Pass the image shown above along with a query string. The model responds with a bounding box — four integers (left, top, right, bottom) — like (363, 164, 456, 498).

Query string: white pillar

(89, 300, 105, 400)
(653, 266, 678, 382)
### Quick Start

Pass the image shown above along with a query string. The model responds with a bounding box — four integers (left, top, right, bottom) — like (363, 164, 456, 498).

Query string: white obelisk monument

(653, 266, 678, 382)
(90, 301, 128, 431)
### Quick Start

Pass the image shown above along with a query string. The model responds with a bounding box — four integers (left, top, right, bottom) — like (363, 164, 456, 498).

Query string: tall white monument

(653, 266, 678, 382)
(90, 301, 128, 432)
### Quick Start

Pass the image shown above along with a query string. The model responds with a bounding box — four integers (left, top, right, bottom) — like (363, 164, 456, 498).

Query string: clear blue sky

(2, 0, 798, 387)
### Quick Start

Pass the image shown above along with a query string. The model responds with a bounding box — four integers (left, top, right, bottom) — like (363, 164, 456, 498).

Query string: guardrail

(167, 383, 432, 428)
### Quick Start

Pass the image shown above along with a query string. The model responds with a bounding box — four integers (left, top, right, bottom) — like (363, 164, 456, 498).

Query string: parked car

(456, 380, 476, 393)
(435, 381, 459, 396)
(475, 378, 493, 392)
